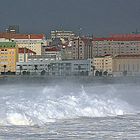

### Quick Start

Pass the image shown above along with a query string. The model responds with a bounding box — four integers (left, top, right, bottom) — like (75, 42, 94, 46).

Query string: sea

(0, 78, 140, 140)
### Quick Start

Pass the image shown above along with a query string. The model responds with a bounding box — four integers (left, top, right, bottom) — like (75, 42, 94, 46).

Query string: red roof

(81, 38, 93, 44)
(0, 32, 46, 39)
(45, 47, 60, 51)
(93, 37, 140, 41)
(70, 37, 93, 44)
(18, 48, 36, 54)
(114, 55, 140, 58)
(93, 34, 140, 41)
(111, 34, 140, 38)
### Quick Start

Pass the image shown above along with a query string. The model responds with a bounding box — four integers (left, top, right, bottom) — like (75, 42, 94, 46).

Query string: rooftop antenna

(79, 28, 82, 37)
(132, 29, 140, 34)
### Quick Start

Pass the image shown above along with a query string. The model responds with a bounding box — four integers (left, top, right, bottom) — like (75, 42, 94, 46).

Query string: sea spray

(0, 84, 134, 126)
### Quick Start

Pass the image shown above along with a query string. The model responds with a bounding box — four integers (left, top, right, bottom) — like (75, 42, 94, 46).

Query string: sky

(0, 0, 140, 36)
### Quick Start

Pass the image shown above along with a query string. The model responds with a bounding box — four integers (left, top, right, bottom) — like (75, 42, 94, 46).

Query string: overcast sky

(0, 0, 140, 36)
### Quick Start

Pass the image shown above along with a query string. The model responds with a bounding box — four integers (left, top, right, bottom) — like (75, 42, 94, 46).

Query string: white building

(51, 30, 75, 40)
(49, 59, 92, 76)
(16, 59, 92, 76)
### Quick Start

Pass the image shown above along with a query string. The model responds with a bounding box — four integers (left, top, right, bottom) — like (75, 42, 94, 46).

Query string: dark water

(0, 80, 140, 139)
(1, 115, 140, 140)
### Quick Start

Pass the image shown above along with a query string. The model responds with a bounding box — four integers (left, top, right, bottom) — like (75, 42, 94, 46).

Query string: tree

(41, 70, 46, 75)
(85, 71, 88, 76)
(103, 71, 108, 76)
(123, 70, 127, 76)
(3, 65, 6, 75)
(95, 70, 100, 76)
(26, 71, 30, 75)
(7, 71, 11, 75)
(34, 65, 38, 74)
(99, 71, 102, 76)
(22, 71, 27, 75)
(91, 66, 95, 76)
(81, 71, 84, 76)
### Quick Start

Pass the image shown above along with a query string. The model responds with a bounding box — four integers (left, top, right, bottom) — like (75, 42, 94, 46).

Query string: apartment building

(0, 33, 46, 55)
(93, 55, 113, 76)
(92, 34, 140, 57)
(70, 37, 93, 60)
(0, 42, 17, 74)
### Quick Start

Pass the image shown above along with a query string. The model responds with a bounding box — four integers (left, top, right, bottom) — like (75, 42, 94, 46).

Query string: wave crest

(0, 85, 134, 126)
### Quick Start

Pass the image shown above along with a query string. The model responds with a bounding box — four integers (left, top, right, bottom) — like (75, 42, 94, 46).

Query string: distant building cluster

(1, 26, 140, 77)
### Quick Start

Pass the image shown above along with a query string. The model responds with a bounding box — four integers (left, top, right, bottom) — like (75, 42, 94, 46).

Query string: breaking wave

(0, 84, 134, 126)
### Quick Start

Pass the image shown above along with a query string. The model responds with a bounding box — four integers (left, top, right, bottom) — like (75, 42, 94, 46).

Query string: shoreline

(0, 75, 140, 84)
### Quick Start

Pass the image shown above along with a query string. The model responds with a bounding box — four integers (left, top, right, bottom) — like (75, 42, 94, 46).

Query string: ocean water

(0, 80, 140, 139)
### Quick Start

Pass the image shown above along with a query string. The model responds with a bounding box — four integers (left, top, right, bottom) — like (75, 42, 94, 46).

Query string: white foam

(7, 113, 32, 126)
(0, 84, 134, 126)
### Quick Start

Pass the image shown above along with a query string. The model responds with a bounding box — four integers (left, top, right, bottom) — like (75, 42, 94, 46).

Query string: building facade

(16, 59, 92, 76)
(0, 33, 46, 55)
(51, 30, 75, 40)
(16, 54, 60, 75)
(61, 45, 73, 60)
(0, 42, 17, 74)
(18, 48, 36, 62)
(41, 46, 62, 60)
(93, 56, 113, 76)
(92, 34, 140, 57)
(49, 59, 92, 76)
(112, 55, 140, 77)
(16, 61, 50, 75)
(70, 37, 93, 60)
(28, 55, 58, 62)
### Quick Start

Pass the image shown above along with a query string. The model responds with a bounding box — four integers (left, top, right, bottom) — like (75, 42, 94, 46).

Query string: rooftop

(0, 32, 46, 40)
(94, 55, 113, 58)
(71, 37, 93, 44)
(114, 55, 140, 58)
(18, 48, 36, 54)
(93, 37, 140, 41)
(0, 42, 16, 48)
(93, 34, 140, 41)
(45, 47, 60, 52)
